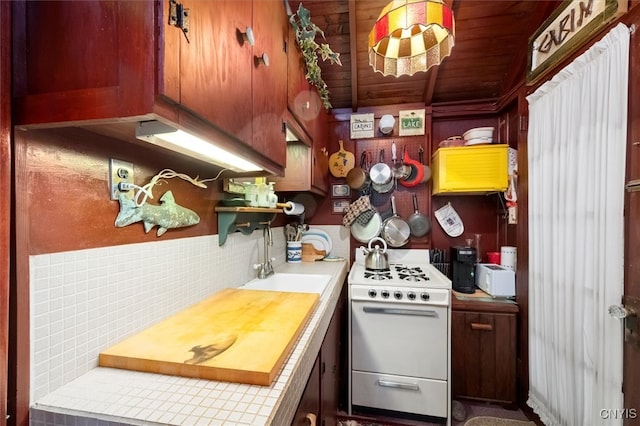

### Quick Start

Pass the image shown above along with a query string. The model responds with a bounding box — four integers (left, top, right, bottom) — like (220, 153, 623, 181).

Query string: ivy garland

(288, 3, 342, 110)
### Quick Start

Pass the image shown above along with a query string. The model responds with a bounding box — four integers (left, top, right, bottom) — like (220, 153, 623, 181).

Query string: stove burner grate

(364, 270, 392, 280)
(394, 265, 430, 282)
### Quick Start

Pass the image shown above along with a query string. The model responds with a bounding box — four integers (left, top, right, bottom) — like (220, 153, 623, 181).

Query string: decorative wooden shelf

(215, 206, 282, 246)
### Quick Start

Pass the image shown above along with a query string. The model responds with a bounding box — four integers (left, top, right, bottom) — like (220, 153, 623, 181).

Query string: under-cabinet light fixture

(135, 120, 263, 172)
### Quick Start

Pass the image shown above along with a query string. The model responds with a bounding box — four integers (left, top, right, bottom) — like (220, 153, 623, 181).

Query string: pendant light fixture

(368, 0, 455, 77)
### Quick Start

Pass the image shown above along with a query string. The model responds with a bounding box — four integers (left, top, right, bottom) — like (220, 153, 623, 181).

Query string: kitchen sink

(241, 273, 332, 296)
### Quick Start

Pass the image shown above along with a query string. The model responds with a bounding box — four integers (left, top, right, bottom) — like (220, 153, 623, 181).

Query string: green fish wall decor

(115, 191, 200, 236)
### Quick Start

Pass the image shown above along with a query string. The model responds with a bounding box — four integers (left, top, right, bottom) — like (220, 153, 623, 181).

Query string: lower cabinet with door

(451, 295, 518, 405)
(292, 288, 344, 425)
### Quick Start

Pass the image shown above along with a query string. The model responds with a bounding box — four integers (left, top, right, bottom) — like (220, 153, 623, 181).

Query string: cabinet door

(287, 28, 323, 132)
(272, 142, 313, 191)
(451, 311, 517, 403)
(292, 356, 321, 426)
(252, 0, 288, 168)
(13, 0, 156, 125)
(320, 294, 342, 425)
(180, 0, 253, 143)
(311, 108, 329, 194)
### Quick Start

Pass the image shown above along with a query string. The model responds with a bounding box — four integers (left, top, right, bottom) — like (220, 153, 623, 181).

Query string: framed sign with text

(350, 113, 375, 139)
(526, 0, 626, 86)
(399, 109, 425, 136)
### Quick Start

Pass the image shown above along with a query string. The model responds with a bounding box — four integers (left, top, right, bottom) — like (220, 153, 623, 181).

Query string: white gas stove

(349, 248, 451, 304)
(348, 248, 452, 424)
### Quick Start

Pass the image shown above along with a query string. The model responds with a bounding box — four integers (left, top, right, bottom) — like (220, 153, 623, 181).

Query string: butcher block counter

(31, 260, 348, 425)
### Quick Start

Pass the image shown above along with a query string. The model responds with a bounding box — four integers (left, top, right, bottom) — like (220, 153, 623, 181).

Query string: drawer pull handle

(377, 379, 420, 391)
(363, 307, 437, 317)
(471, 322, 493, 331)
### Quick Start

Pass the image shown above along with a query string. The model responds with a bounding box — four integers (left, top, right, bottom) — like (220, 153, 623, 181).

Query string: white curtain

(527, 23, 629, 426)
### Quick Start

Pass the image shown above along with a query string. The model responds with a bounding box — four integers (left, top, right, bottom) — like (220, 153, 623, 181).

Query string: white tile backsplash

(29, 224, 349, 404)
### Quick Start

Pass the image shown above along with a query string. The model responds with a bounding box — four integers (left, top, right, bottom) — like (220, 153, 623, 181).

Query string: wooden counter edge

(452, 290, 519, 314)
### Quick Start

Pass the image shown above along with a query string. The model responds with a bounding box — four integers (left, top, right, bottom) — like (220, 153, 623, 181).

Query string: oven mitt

(434, 202, 464, 237)
(355, 209, 376, 226)
(342, 195, 374, 226)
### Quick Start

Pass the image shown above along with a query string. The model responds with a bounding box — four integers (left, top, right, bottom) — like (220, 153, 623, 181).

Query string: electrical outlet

(109, 159, 134, 200)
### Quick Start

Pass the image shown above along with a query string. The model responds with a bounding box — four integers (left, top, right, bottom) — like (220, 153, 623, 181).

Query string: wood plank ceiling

(298, 0, 562, 112)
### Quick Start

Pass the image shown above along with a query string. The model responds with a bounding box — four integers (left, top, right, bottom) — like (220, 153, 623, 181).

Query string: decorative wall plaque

(350, 113, 375, 139)
(526, 0, 626, 86)
(399, 109, 425, 136)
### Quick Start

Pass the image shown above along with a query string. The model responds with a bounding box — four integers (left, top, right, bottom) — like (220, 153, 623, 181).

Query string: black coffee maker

(450, 246, 477, 294)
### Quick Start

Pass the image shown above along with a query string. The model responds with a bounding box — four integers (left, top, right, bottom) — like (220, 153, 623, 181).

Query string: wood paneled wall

(2, 3, 11, 424)
(319, 104, 509, 261)
(16, 128, 225, 254)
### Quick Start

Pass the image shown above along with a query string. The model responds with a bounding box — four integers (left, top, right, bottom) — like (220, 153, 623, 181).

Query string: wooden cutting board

(329, 139, 355, 177)
(99, 288, 319, 385)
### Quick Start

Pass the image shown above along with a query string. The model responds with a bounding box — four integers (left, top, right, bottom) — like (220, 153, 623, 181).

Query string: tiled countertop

(31, 260, 349, 426)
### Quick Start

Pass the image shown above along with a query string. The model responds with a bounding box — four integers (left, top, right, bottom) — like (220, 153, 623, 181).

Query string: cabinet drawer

(352, 371, 448, 417)
(432, 145, 508, 194)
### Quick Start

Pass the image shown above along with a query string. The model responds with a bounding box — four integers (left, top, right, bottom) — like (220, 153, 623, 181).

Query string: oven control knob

(381, 290, 390, 299)
(394, 291, 403, 300)
(368, 289, 377, 298)
(407, 291, 416, 300)
(420, 292, 430, 301)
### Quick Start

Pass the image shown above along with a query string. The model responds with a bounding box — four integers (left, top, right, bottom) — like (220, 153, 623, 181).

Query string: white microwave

(475, 263, 515, 297)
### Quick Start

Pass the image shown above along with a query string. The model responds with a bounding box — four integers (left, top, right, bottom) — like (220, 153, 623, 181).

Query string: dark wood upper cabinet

(12, 0, 288, 174)
(274, 27, 330, 195)
(287, 27, 322, 134)
(251, 0, 288, 168)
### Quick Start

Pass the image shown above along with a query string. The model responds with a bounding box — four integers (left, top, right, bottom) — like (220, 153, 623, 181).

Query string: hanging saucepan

(407, 193, 431, 237)
(417, 146, 431, 184)
(370, 149, 394, 194)
(391, 142, 411, 181)
(370, 149, 391, 183)
(399, 146, 425, 188)
(346, 151, 371, 191)
(381, 195, 411, 247)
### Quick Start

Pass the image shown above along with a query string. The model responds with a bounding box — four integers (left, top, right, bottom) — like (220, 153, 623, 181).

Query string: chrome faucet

(253, 225, 275, 279)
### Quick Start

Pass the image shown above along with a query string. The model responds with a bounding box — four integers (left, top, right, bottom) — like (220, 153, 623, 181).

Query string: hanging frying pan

(407, 193, 431, 237)
(380, 195, 410, 247)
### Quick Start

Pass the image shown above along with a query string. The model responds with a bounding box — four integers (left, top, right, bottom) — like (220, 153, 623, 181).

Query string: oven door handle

(362, 306, 438, 317)
(377, 379, 420, 391)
